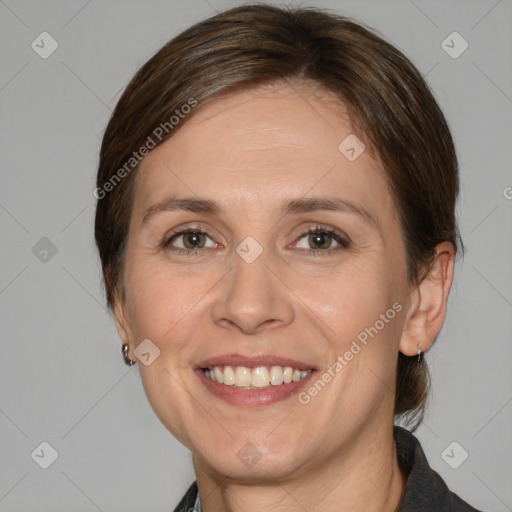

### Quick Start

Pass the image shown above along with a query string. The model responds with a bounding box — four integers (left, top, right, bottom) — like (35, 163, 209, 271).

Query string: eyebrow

(142, 196, 376, 227)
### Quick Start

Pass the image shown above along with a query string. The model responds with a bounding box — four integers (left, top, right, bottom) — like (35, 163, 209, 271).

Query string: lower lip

(195, 369, 316, 407)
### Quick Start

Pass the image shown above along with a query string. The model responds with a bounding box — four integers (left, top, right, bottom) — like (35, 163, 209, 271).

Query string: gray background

(0, 0, 511, 510)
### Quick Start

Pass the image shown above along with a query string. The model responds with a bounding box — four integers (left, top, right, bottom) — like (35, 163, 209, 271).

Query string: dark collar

(394, 425, 481, 511)
(173, 426, 482, 512)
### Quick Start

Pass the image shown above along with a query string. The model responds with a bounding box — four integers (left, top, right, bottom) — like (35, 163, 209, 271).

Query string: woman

(94, 4, 482, 511)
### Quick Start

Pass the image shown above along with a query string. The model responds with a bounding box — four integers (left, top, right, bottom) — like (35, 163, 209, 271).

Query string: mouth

(194, 354, 317, 407)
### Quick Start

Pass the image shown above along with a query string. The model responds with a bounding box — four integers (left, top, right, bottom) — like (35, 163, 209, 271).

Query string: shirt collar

(192, 491, 201, 512)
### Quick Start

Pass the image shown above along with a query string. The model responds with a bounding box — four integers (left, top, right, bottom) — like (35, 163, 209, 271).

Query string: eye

(165, 230, 217, 251)
(294, 226, 349, 254)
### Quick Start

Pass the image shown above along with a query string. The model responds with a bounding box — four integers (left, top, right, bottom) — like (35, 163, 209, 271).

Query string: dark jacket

(173, 426, 482, 511)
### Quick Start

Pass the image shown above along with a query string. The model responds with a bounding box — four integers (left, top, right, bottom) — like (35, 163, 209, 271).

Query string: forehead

(167, 81, 355, 170)
(133, 81, 392, 219)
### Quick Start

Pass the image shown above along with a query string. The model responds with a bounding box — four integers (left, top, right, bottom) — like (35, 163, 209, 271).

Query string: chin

(197, 446, 307, 482)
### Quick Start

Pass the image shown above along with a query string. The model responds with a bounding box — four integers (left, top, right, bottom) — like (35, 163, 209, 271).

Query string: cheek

(291, 257, 406, 412)
(297, 264, 404, 415)
(293, 258, 401, 344)
(124, 255, 226, 350)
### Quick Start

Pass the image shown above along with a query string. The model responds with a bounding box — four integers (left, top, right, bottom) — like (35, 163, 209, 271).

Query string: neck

(193, 424, 407, 512)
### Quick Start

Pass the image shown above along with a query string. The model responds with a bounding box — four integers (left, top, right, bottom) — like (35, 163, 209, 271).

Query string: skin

(114, 80, 455, 512)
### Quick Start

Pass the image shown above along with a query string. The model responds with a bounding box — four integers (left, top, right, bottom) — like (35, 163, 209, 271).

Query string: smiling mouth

(195, 354, 317, 406)
(201, 365, 313, 389)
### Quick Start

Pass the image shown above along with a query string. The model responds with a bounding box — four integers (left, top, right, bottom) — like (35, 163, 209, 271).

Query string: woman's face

(115, 81, 412, 480)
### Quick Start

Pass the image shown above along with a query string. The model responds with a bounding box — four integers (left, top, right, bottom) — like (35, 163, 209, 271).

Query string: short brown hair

(95, 3, 461, 429)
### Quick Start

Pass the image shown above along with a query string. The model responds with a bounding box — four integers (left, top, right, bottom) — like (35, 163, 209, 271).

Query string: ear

(399, 242, 456, 356)
(113, 295, 135, 354)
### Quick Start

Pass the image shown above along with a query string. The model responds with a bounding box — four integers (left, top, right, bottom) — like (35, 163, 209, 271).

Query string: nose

(211, 248, 295, 334)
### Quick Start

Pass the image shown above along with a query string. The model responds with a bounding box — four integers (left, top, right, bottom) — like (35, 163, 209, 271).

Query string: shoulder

(394, 426, 484, 512)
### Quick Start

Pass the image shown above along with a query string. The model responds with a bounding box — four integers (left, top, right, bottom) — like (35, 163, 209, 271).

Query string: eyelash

(163, 224, 350, 257)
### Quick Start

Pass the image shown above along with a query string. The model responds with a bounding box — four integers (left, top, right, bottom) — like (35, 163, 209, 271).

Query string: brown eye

(294, 227, 350, 255)
(166, 230, 216, 251)
(308, 232, 333, 250)
(182, 231, 206, 249)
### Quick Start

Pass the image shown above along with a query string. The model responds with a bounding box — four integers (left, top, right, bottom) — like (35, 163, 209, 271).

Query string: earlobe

(399, 242, 456, 357)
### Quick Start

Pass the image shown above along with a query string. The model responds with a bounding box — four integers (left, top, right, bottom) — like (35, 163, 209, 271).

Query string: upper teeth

(203, 365, 312, 388)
